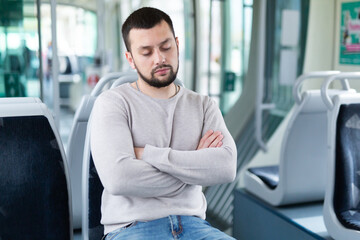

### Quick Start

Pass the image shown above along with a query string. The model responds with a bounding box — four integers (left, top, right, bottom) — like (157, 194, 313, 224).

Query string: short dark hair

(121, 7, 175, 52)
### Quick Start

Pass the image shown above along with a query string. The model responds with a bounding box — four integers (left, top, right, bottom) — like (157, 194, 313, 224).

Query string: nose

(154, 49, 165, 65)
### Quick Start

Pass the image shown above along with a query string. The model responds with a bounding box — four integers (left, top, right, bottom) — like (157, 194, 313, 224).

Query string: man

(90, 7, 237, 239)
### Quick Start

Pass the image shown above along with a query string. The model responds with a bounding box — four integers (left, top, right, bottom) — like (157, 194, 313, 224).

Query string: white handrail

(321, 72, 360, 110)
(293, 71, 340, 105)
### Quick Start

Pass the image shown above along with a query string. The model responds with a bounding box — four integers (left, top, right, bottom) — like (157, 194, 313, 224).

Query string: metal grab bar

(293, 71, 340, 105)
(321, 72, 360, 110)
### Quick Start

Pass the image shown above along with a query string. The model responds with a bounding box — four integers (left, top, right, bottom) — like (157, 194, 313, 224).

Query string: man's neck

(132, 79, 177, 99)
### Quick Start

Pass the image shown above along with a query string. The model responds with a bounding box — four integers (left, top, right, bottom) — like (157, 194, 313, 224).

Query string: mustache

(152, 64, 173, 74)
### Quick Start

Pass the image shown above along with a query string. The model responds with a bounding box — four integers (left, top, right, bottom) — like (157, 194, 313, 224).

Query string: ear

(175, 37, 179, 55)
(125, 51, 136, 69)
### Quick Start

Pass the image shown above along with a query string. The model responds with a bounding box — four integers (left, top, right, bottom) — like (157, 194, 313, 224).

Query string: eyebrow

(137, 38, 172, 51)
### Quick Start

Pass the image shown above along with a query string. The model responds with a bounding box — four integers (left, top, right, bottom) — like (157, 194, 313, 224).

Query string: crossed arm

(134, 130, 224, 159)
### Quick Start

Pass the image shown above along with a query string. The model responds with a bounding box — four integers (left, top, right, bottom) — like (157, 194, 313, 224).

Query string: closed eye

(141, 50, 152, 56)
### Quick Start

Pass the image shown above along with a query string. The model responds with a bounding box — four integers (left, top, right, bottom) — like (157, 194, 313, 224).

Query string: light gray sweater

(90, 83, 237, 234)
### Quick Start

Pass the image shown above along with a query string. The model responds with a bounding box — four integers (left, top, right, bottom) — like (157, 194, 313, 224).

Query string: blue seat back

(321, 72, 360, 240)
(334, 103, 360, 230)
(0, 102, 72, 239)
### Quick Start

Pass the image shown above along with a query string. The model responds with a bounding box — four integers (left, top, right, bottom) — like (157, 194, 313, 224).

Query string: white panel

(280, 49, 298, 86)
(281, 10, 300, 47)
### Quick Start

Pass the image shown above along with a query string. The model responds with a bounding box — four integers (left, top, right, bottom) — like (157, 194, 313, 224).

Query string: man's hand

(134, 147, 144, 160)
(197, 130, 223, 150)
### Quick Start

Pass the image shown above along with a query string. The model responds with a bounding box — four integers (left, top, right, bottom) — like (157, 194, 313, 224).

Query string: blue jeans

(105, 215, 235, 240)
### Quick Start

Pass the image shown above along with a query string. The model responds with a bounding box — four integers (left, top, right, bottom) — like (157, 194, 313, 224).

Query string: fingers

(197, 130, 214, 150)
(197, 130, 224, 150)
(209, 133, 224, 148)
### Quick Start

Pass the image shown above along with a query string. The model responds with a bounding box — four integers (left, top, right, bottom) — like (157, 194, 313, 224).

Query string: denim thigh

(105, 216, 235, 240)
(179, 216, 235, 240)
(105, 218, 173, 240)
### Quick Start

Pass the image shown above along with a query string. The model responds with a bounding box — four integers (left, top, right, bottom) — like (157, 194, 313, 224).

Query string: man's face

(125, 20, 179, 88)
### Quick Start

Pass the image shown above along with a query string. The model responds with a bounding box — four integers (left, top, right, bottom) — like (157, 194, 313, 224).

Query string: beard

(135, 62, 179, 88)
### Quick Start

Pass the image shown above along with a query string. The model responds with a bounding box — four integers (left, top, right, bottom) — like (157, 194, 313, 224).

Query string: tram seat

(67, 71, 137, 229)
(244, 90, 332, 206)
(0, 98, 72, 239)
(67, 95, 96, 229)
(322, 72, 360, 240)
(81, 73, 184, 239)
(244, 72, 351, 206)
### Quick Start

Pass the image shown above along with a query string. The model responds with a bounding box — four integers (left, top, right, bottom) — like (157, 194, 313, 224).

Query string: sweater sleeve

(142, 98, 237, 186)
(90, 93, 186, 198)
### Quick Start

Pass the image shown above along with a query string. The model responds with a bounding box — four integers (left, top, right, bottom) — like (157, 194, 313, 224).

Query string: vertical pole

(97, 0, 105, 65)
(207, 0, 213, 96)
(50, 0, 60, 128)
(36, 0, 43, 100)
(191, 0, 197, 91)
(4, 26, 8, 69)
(220, 0, 229, 112)
(255, 0, 272, 151)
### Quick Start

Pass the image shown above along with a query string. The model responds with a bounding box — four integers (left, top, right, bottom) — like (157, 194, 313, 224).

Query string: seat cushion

(339, 209, 360, 230)
(334, 104, 360, 231)
(248, 166, 279, 190)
